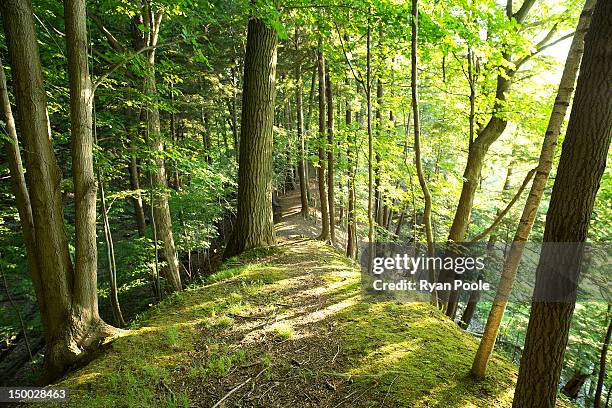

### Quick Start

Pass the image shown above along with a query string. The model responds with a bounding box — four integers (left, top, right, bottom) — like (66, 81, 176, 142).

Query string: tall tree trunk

(346, 79, 357, 259)
(316, 45, 330, 241)
(66, 0, 101, 333)
(513, 2, 612, 406)
(595, 306, 612, 408)
(0, 61, 38, 294)
(412, 0, 436, 305)
(128, 132, 147, 237)
(295, 33, 309, 218)
(230, 66, 239, 161)
(366, 15, 374, 274)
(2, 0, 117, 383)
(201, 109, 212, 163)
(471, 0, 596, 379)
(446, 0, 537, 249)
(224, 17, 277, 257)
(326, 72, 336, 244)
(374, 78, 383, 226)
(135, 9, 182, 292)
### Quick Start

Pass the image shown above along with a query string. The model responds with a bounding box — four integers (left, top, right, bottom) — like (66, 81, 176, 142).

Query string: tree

(133, 6, 182, 292)
(326, 71, 336, 244)
(294, 28, 309, 219)
(316, 45, 330, 241)
(1, 0, 116, 382)
(513, 1, 612, 406)
(224, 15, 278, 258)
(471, 0, 596, 378)
(0, 60, 37, 297)
(411, 0, 436, 305)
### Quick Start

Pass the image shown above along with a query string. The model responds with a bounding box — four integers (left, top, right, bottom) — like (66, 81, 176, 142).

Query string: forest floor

(48, 188, 565, 408)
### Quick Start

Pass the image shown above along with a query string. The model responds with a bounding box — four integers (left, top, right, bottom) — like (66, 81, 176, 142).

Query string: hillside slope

(52, 237, 529, 408)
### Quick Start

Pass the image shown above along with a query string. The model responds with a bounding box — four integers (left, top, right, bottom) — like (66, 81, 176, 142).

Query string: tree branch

(512, 0, 537, 24)
(89, 15, 125, 52)
(469, 168, 536, 243)
(92, 38, 183, 94)
(333, 22, 367, 94)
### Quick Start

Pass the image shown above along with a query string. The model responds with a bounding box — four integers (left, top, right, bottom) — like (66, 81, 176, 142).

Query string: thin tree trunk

(346, 78, 357, 259)
(326, 72, 336, 244)
(595, 306, 612, 408)
(224, 17, 277, 257)
(97, 168, 126, 327)
(128, 132, 147, 237)
(513, 3, 612, 406)
(0, 61, 38, 292)
(316, 45, 330, 241)
(412, 0, 436, 305)
(366, 15, 374, 274)
(471, 0, 596, 379)
(374, 78, 383, 226)
(295, 29, 309, 218)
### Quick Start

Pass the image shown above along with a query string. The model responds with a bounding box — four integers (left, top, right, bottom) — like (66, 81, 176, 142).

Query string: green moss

(52, 239, 557, 408)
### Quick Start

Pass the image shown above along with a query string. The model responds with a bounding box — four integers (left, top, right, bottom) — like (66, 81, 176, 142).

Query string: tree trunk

(2, 0, 117, 383)
(295, 29, 309, 218)
(562, 370, 590, 400)
(471, 0, 596, 379)
(366, 16, 374, 274)
(316, 45, 330, 241)
(224, 17, 277, 257)
(374, 78, 383, 226)
(66, 0, 101, 333)
(513, 3, 612, 406)
(346, 79, 357, 259)
(128, 133, 147, 237)
(201, 108, 212, 163)
(412, 0, 436, 305)
(98, 169, 126, 327)
(595, 306, 612, 408)
(326, 72, 336, 244)
(135, 9, 182, 293)
(0, 61, 38, 293)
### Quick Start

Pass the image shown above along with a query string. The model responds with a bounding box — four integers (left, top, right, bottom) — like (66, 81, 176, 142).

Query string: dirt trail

(275, 185, 352, 254)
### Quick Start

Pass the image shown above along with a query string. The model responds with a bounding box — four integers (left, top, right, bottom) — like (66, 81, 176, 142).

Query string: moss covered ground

(43, 237, 574, 407)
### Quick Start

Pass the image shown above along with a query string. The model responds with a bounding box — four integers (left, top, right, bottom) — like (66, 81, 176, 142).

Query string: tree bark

(471, 0, 596, 379)
(326, 72, 336, 244)
(513, 2, 612, 406)
(224, 17, 277, 257)
(316, 45, 330, 241)
(412, 0, 436, 305)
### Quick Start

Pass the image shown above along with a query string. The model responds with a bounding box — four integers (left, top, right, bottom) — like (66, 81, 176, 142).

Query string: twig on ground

(212, 370, 264, 408)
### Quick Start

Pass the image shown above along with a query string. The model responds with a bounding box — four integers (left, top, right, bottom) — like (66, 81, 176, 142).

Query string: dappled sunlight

(56, 237, 525, 408)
